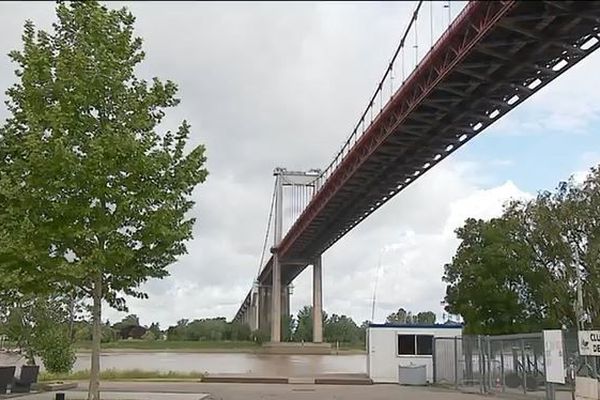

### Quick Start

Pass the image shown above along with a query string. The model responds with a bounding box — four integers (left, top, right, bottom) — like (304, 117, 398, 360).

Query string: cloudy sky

(1, 2, 600, 329)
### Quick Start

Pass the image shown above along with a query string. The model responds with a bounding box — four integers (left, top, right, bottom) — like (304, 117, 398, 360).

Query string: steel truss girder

(237, 0, 600, 319)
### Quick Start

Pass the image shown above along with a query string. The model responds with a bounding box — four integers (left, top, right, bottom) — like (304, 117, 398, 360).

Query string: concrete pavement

(15, 391, 208, 400)
(13, 381, 492, 400)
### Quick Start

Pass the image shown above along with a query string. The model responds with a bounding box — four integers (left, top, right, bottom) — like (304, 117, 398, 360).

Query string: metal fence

(433, 332, 590, 399)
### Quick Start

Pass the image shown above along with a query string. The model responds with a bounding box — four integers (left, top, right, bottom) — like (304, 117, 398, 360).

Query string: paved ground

(13, 391, 208, 400)
(11, 381, 493, 400)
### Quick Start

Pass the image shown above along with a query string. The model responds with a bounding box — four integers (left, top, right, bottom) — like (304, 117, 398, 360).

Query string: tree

(443, 165, 600, 333)
(112, 314, 141, 338)
(141, 330, 156, 341)
(228, 321, 251, 341)
(443, 213, 552, 334)
(0, 3, 207, 399)
(386, 308, 410, 324)
(386, 307, 437, 325)
(1, 295, 74, 371)
(415, 311, 436, 324)
(293, 306, 327, 342)
(282, 314, 295, 342)
(148, 322, 161, 339)
(120, 315, 140, 328)
(324, 314, 361, 344)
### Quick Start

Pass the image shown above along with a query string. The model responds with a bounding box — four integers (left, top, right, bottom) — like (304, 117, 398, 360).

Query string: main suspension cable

(256, 179, 277, 278)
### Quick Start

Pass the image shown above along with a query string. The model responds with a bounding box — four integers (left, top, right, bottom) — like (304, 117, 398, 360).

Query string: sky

(1, 2, 600, 329)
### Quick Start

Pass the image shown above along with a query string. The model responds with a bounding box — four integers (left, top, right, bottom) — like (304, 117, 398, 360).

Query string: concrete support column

(258, 285, 270, 333)
(281, 285, 290, 340)
(270, 169, 283, 343)
(265, 286, 272, 332)
(271, 253, 282, 342)
(313, 255, 323, 343)
(281, 285, 290, 319)
(249, 291, 258, 332)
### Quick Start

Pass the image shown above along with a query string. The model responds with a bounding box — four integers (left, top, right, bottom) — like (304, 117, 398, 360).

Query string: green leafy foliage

(291, 305, 364, 345)
(165, 318, 252, 341)
(37, 328, 76, 374)
(282, 314, 295, 342)
(0, 0, 208, 310)
(386, 308, 437, 324)
(324, 314, 361, 344)
(141, 330, 156, 341)
(1, 295, 74, 371)
(443, 165, 600, 333)
(0, 2, 207, 398)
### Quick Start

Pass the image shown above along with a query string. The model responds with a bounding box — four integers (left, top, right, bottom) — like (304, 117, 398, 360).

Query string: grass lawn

(40, 368, 204, 382)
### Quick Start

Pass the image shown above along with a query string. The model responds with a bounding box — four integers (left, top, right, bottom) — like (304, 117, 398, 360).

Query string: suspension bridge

(233, 0, 600, 345)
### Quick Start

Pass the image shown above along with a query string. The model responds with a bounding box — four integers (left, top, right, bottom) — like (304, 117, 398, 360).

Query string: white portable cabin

(367, 323, 463, 383)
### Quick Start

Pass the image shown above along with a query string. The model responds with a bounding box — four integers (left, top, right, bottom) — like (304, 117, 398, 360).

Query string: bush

(38, 331, 76, 374)
(505, 372, 521, 388)
(250, 329, 269, 345)
(141, 330, 156, 341)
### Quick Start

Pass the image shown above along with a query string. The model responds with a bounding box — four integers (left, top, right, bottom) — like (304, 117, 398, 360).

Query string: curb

(201, 375, 372, 385)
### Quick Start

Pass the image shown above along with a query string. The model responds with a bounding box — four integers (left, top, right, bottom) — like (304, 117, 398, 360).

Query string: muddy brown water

(0, 352, 366, 376)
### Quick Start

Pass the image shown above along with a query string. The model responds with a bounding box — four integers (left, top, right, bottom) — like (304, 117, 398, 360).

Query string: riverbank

(40, 368, 204, 382)
(75, 340, 259, 352)
(73, 340, 366, 354)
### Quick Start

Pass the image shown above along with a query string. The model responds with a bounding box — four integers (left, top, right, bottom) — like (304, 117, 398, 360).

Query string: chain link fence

(433, 331, 593, 399)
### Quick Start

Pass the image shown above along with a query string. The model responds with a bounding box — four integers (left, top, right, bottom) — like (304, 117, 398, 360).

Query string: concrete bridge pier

(312, 255, 323, 343)
(249, 289, 259, 332)
(270, 253, 282, 342)
(281, 284, 290, 329)
(258, 284, 271, 333)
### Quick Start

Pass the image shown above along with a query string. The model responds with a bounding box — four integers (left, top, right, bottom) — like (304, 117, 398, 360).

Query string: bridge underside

(235, 0, 600, 332)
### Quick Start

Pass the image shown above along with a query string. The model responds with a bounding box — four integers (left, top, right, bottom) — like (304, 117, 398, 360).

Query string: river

(0, 352, 366, 376)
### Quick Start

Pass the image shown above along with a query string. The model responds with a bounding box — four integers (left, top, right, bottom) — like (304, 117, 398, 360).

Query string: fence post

(454, 336, 459, 389)
(500, 339, 505, 392)
(542, 342, 555, 400)
(478, 335, 484, 393)
(521, 338, 527, 395)
(487, 337, 493, 392)
(432, 337, 437, 384)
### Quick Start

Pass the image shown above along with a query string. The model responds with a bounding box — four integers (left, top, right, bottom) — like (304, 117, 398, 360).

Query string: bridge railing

(313, 1, 469, 194)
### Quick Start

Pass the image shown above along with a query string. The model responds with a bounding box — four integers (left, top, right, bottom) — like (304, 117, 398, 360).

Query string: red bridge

(234, 1, 600, 344)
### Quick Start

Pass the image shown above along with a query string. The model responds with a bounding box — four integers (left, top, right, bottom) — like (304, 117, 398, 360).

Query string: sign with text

(543, 330, 565, 384)
(578, 330, 600, 356)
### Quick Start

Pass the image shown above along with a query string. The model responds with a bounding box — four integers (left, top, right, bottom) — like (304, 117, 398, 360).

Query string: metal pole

(543, 337, 555, 400)
(521, 339, 527, 394)
(500, 340, 505, 392)
(454, 336, 459, 389)
(478, 335, 484, 393)
(487, 337, 493, 392)
(432, 338, 437, 384)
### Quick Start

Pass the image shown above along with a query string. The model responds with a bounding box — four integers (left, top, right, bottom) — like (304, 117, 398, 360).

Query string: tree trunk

(88, 272, 102, 400)
(68, 293, 76, 342)
(25, 341, 36, 366)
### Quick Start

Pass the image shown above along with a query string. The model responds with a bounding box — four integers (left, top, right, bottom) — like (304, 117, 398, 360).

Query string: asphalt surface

(13, 381, 492, 400)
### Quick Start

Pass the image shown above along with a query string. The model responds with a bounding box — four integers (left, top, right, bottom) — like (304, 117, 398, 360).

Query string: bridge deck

(236, 0, 600, 320)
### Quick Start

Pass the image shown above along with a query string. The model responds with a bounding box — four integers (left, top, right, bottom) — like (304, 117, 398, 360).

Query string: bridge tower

(266, 167, 322, 343)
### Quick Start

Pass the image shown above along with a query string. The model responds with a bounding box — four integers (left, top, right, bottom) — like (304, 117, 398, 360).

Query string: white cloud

(488, 50, 600, 137)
